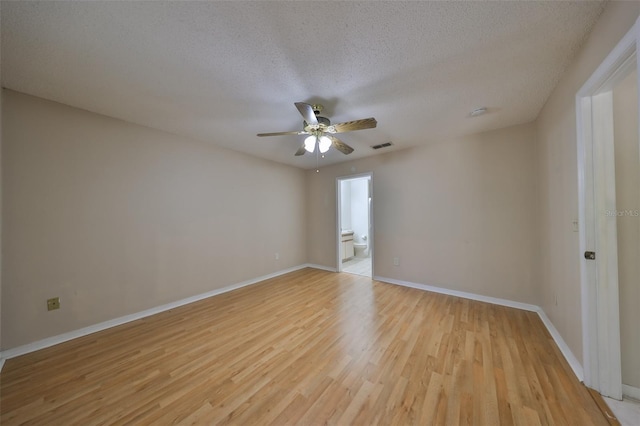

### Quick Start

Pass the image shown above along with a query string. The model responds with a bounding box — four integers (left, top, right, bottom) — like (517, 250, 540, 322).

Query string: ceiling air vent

(371, 142, 394, 150)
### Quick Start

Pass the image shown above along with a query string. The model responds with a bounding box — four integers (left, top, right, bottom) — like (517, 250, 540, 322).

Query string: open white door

(576, 17, 640, 400)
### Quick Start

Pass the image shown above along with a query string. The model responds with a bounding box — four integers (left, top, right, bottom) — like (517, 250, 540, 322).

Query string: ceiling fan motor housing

(304, 114, 331, 131)
(316, 116, 330, 126)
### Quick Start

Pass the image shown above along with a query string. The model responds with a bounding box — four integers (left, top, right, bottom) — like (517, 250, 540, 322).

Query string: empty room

(1, 1, 640, 425)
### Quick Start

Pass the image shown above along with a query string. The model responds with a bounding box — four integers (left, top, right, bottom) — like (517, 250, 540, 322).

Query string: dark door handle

(584, 251, 596, 260)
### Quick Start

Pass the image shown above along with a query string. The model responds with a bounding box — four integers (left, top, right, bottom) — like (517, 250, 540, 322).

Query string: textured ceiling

(1, 1, 605, 169)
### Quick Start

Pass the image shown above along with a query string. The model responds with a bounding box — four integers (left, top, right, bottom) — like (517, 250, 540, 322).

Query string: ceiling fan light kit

(304, 136, 316, 153)
(257, 101, 377, 159)
(318, 136, 332, 153)
(304, 134, 332, 153)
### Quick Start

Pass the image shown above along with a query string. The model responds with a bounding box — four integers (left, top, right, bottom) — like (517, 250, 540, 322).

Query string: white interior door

(611, 66, 640, 400)
(577, 17, 640, 400)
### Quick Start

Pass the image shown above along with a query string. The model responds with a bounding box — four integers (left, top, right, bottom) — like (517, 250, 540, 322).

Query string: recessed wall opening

(337, 173, 373, 278)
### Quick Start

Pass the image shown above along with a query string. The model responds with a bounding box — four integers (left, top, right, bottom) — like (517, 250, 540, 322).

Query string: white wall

(350, 178, 369, 245)
(1, 90, 307, 349)
(613, 68, 640, 389)
(307, 123, 540, 304)
(340, 181, 351, 231)
(536, 1, 640, 365)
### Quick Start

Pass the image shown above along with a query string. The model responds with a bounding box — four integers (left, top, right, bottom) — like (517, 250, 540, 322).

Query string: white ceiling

(1, 1, 605, 169)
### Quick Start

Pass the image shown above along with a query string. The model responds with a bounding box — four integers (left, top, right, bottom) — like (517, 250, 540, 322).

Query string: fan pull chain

(316, 143, 320, 172)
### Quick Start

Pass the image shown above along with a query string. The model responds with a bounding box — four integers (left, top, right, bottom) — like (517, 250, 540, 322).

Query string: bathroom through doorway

(337, 173, 373, 277)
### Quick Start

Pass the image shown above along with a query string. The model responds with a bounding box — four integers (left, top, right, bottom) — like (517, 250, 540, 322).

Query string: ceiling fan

(257, 102, 377, 156)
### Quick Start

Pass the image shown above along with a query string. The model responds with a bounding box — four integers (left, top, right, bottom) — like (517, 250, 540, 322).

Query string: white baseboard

(305, 263, 337, 272)
(373, 275, 584, 382)
(1, 264, 310, 361)
(535, 309, 584, 381)
(623, 384, 640, 401)
(1, 266, 584, 387)
(373, 276, 539, 312)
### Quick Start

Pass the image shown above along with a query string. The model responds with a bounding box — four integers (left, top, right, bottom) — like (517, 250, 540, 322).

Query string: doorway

(576, 17, 640, 401)
(337, 173, 373, 277)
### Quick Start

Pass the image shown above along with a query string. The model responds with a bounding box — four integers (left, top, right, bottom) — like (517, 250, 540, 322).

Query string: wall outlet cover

(47, 297, 60, 311)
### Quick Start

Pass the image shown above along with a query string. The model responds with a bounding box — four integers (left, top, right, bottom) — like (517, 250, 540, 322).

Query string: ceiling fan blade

(331, 117, 377, 133)
(294, 102, 318, 125)
(329, 135, 354, 155)
(257, 131, 307, 137)
(294, 145, 306, 156)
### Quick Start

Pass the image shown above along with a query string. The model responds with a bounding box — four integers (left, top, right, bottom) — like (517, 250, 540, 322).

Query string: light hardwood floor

(1, 268, 610, 425)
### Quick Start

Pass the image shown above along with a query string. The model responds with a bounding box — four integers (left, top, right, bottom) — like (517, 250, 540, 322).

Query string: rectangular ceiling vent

(371, 142, 394, 150)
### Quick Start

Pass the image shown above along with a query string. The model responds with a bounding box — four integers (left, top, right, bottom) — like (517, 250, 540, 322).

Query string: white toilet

(354, 236, 369, 258)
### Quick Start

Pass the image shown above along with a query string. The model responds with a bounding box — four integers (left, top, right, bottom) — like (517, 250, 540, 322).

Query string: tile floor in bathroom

(341, 256, 372, 277)
(604, 396, 640, 425)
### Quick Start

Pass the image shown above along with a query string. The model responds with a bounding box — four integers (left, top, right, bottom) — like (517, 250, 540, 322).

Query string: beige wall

(613, 68, 640, 389)
(307, 123, 540, 304)
(536, 2, 640, 364)
(2, 1, 638, 367)
(1, 90, 307, 349)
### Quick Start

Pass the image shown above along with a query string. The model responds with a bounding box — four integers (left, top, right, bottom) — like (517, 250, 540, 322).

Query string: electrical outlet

(275, 252, 280, 260)
(393, 257, 400, 266)
(47, 297, 60, 311)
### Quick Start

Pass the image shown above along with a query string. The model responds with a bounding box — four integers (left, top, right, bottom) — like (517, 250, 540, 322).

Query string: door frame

(336, 172, 373, 275)
(576, 17, 639, 399)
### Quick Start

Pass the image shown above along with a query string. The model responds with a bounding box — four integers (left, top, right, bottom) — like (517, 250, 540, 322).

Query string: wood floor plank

(0, 268, 613, 425)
